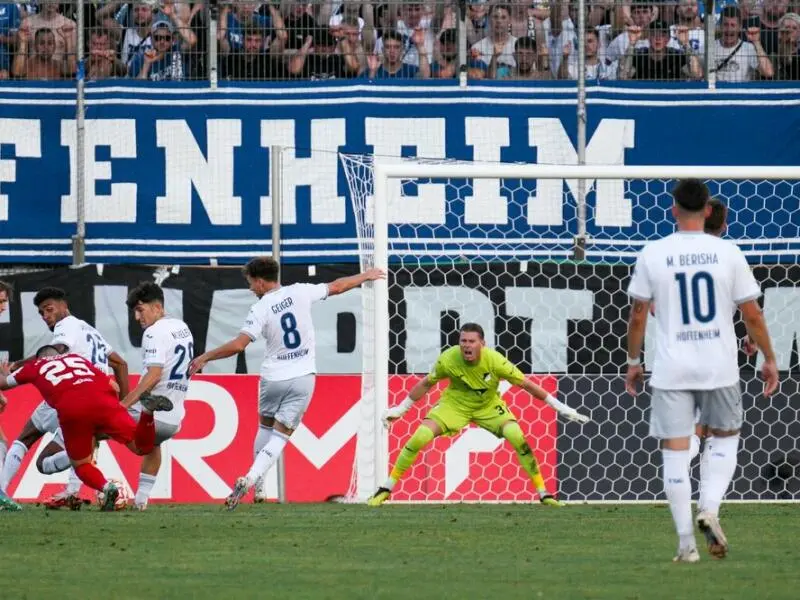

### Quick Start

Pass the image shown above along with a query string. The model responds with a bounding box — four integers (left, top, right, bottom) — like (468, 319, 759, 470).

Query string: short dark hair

(33, 287, 67, 307)
(460, 322, 485, 340)
(36, 344, 61, 358)
(704, 198, 727, 235)
(720, 5, 741, 21)
(35, 27, 54, 43)
(439, 28, 458, 46)
(491, 4, 511, 16)
(383, 31, 404, 45)
(241, 25, 265, 39)
(672, 178, 710, 212)
(243, 257, 280, 282)
(515, 37, 536, 52)
(0, 280, 12, 298)
(126, 281, 165, 310)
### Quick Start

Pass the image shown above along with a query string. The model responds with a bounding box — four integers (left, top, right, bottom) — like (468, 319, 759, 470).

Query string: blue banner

(0, 81, 799, 264)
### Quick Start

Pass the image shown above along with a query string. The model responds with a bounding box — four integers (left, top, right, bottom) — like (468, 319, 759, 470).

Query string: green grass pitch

(1, 503, 798, 599)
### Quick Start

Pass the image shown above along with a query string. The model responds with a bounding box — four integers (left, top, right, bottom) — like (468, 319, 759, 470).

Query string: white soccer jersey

(52, 315, 113, 374)
(139, 317, 194, 427)
(240, 283, 329, 381)
(628, 232, 761, 390)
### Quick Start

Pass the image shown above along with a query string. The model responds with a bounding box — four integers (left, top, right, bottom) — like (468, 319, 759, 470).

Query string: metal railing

(0, 1, 798, 83)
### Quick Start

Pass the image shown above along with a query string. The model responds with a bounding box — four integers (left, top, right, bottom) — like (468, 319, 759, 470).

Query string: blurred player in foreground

(626, 179, 778, 563)
(0, 347, 173, 511)
(188, 257, 385, 510)
(368, 322, 591, 507)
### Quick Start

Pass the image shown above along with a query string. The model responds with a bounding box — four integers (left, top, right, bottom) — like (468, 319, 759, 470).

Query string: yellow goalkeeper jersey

(426, 346, 526, 411)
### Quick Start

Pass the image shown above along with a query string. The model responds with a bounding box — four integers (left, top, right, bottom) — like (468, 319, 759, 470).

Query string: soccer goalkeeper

(368, 323, 591, 507)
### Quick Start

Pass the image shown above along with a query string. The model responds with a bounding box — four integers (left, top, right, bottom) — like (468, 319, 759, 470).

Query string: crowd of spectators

(0, 0, 798, 81)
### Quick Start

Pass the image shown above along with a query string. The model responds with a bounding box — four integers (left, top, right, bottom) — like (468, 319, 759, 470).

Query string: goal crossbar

(374, 162, 800, 182)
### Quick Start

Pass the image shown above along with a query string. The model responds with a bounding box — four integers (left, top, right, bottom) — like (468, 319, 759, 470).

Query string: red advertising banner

(2, 375, 558, 503)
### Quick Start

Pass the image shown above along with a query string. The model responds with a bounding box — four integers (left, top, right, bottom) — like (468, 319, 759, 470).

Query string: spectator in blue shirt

(0, 2, 22, 78)
(367, 30, 430, 78)
(129, 20, 186, 80)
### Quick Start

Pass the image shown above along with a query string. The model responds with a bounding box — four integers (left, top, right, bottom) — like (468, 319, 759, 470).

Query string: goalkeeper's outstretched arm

(515, 378, 591, 424)
(383, 376, 435, 424)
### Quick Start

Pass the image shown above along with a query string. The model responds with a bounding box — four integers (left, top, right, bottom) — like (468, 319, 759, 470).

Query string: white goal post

(341, 155, 800, 503)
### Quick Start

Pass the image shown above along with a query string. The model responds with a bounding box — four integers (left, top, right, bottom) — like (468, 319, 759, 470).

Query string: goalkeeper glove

(382, 397, 415, 427)
(544, 395, 591, 424)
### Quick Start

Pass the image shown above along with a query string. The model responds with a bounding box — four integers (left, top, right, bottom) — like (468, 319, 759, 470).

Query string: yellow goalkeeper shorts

(426, 399, 517, 438)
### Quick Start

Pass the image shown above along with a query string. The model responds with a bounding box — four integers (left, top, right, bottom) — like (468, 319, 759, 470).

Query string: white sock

(689, 434, 701, 462)
(699, 435, 739, 516)
(64, 467, 82, 495)
(135, 473, 157, 506)
(253, 424, 273, 457)
(41, 451, 71, 475)
(0, 440, 27, 492)
(253, 425, 273, 497)
(0, 440, 7, 468)
(662, 449, 695, 548)
(245, 430, 289, 483)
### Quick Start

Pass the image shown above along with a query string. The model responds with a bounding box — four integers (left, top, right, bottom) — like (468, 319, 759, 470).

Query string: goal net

(340, 155, 800, 503)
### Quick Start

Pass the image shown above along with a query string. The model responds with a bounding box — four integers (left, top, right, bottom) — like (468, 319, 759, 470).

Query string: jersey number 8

(280, 312, 302, 350)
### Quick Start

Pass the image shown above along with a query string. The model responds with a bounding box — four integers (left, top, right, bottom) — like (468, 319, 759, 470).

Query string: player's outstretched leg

(368, 423, 437, 507)
(0, 440, 30, 493)
(252, 424, 273, 503)
(501, 422, 563, 506)
(697, 431, 738, 559)
(226, 428, 291, 511)
(71, 462, 118, 512)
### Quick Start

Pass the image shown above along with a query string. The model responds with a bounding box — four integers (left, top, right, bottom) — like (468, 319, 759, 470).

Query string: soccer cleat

(696, 512, 728, 558)
(139, 393, 174, 413)
(253, 475, 267, 503)
(44, 490, 88, 511)
(0, 487, 21, 511)
(367, 487, 391, 507)
(133, 501, 148, 512)
(672, 547, 700, 563)
(539, 494, 565, 507)
(99, 482, 120, 512)
(225, 477, 252, 511)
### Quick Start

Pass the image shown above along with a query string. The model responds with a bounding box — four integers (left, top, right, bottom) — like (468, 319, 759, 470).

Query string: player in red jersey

(0, 346, 173, 511)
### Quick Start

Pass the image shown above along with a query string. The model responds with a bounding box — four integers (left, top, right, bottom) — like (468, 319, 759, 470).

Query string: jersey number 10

(675, 271, 716, 325)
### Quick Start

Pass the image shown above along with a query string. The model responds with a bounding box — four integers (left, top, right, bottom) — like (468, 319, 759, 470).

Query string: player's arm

(121, 366, 162, 409)
(625, 298, 650, 396)
(326, 268, 386, 297)
(739, 300, 779, 397)
(383, 376, 436, 425)
(515, 378, 591, 423)
(188, 333, 252, 376)
(108, 351, 129, 399)
(626, 298, 650, 362)
(495, 353, 591, 423)
(733, 249, 778, 397)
